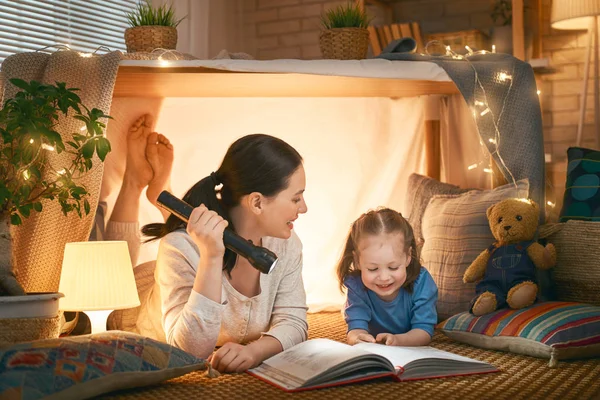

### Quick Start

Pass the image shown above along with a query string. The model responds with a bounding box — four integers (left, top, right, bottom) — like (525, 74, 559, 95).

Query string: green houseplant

(0, 79, 111, 296)
(124, 0, 186, 53)
(319, 2, 371, 60)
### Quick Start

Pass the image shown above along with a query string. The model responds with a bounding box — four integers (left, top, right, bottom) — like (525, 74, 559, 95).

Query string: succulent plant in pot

(124, 0, 186, 53)
(319, 2, 371, 60)
(0, 79, 112, 296)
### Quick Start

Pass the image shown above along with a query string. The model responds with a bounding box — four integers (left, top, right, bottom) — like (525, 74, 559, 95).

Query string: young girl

(336, 208, 438, 347)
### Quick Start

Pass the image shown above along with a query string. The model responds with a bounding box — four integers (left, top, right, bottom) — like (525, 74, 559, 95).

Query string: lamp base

(85, 310, 113, 334)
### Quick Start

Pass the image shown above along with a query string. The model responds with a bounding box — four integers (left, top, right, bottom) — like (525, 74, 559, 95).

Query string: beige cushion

(404, 173, 469, 248)
(421, 179, 530, 321)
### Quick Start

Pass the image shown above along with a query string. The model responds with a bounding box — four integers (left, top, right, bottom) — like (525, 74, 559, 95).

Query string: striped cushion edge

(437, 302, 600, 365)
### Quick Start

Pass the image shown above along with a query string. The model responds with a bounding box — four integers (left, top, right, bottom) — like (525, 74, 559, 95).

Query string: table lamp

(551, 0, 600, 147)
(58, 241, 140, 334)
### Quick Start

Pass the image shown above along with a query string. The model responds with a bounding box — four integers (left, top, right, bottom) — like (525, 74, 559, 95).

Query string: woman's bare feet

(146, 131, 174, 208)
(125, 114, 154, 189)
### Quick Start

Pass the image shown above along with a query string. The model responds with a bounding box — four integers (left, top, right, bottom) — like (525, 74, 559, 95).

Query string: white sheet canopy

(102, 59, 485, 311)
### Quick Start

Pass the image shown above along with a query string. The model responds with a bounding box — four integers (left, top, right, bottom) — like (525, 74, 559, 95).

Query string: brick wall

(239, 0, 597, 211)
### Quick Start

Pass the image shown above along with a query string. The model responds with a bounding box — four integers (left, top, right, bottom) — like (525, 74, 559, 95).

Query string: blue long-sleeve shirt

(343, 267, 438, 337)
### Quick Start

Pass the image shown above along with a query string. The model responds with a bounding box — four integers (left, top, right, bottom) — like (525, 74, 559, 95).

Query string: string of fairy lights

(19, 41, 552, 208)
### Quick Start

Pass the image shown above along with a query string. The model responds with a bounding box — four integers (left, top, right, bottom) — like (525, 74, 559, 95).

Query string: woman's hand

(210, 342, 259, 373)
(187, 204, 228, 261)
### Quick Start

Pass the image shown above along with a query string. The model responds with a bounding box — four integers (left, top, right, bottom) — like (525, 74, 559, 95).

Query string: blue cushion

(0, 330, 207, 400)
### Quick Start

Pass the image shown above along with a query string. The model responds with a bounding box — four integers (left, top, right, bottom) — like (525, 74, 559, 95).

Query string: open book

(248, 338, 499, 392)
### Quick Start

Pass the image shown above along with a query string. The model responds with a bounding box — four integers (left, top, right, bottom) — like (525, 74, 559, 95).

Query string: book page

(354, 343, 489, 369)
(259, 339, 374, 382)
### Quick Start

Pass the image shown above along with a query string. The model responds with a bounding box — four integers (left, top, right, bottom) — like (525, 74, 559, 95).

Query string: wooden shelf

(113, 66, 460, 98)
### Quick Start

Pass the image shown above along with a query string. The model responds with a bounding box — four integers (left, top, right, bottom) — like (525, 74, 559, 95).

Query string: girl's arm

(376, 329, 431, 346)
(343, 277, 374, 344)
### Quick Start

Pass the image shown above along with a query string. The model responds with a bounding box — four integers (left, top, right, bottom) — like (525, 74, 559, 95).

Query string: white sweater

(139, 229, 308, 358)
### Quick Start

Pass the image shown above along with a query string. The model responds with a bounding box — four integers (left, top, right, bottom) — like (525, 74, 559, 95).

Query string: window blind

(0, 0, 138, 64)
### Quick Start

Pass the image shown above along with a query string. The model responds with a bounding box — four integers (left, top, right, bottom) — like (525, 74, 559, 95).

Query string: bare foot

(146, 131, 174, 207)
(125, 114, 154, 189)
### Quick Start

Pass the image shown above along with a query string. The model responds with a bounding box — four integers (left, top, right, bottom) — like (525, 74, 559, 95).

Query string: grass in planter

(126, 0, 185, 28)
(321, 2, 371, 29)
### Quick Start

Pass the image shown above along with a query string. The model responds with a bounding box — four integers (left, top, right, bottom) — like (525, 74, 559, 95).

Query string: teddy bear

(463, 198, 557, 316)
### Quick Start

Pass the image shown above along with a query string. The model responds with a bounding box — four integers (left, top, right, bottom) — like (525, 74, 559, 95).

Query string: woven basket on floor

(539, 220, 600, 305)
(319, 27, 369, 60)
(124, 26, 177, 53)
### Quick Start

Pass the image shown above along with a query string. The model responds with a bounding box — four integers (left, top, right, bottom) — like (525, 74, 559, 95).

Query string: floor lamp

(552, 0, 600, 148)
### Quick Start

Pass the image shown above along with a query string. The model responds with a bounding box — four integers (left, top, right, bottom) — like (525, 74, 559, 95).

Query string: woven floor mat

(102, 312, 600, 400)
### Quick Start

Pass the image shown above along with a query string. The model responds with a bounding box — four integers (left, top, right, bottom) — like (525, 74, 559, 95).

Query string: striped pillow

(438, 302, 600, 366)
(421, 179, 530, 321)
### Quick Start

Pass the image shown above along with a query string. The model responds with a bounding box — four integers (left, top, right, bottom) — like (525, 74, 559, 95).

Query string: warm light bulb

(57, 169, 66, 175)
(488, 138, 496, 144)
(480, 108, 491, 116)
(80, 126, 87, 131)
(547, 201, 555, 207)
(41, 143, 55, 151)
(465, 45, 473, 55)
(497, 72, 512, 82)
(492, 44, 496, 53)
(467, 164, 477, 170)
(474, 100, 485, 107)
(483, 168, 493, 174)
(79, 53, 92, 58)
(23, 170, 31, 180)
(29, 139, 34, 144)
(537, 90, 541, 95)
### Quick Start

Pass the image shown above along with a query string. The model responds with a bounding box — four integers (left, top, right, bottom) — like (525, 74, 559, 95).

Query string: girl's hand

(186, 204, 228, 261)
(347, 329, 376, 345)
(210, 342, 259, 373)
(376, 333, 399, 346)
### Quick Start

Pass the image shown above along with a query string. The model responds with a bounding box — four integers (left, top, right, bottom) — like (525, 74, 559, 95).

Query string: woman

(140, 133, 308, 373)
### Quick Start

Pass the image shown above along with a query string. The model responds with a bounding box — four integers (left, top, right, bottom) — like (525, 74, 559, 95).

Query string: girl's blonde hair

(336, 207, 421, 293)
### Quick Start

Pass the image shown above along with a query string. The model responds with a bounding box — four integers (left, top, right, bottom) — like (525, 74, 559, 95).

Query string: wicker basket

(425, 29, 490, 52)
(319, 28, 369, 60)
(539, 220, 600, 306)
(124, 26, 178, 53)
(0, 313, 62, 345)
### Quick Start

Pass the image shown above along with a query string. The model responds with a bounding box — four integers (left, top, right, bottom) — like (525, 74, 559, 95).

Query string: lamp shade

(58, 241, 140, 311)
(552, 0, 600, 29)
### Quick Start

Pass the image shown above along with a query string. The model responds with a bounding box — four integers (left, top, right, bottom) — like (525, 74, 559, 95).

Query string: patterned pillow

(404, 173, 470, 247)
(438, 302, 600, 366)
(420, 179, 530, 321)
(0, 331, 208, 400)
(560, 146, 600, 222)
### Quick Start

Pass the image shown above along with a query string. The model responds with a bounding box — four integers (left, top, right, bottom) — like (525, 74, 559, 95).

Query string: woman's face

(259, 165, 308, 239)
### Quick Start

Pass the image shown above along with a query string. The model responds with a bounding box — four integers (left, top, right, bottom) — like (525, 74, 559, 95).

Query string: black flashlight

(156, 191, 278, 274)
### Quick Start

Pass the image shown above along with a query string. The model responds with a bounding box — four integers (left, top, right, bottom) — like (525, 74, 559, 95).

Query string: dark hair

(142, 134, 303, 275)
(336, 207, 421, 294)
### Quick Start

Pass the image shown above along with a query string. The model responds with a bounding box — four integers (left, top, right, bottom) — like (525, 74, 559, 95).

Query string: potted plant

(319, 2, 371, 60)
(0, 78, 112, 297)
(491, 0, 513, 54)
(124, 0, 186, 53)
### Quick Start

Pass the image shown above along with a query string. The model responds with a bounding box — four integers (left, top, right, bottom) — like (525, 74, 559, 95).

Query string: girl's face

(355, 232, 411, 302)
(259, 165, 308, 239)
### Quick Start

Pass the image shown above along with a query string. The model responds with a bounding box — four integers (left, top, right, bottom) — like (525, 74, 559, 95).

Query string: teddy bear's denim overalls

(471, 240, 537, 311)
